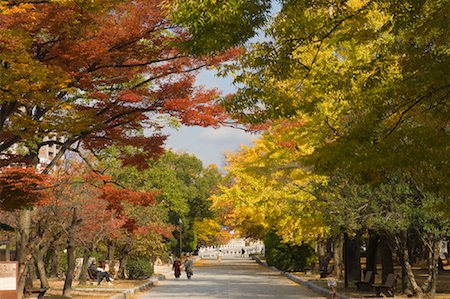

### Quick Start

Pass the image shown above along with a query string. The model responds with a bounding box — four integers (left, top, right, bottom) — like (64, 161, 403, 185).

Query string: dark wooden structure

(24, 287, 48, 299)
(355, 270, 374, 291)
(373, 273, 397, 297)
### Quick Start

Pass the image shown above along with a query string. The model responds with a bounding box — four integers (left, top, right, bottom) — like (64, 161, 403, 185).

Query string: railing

(199, 243, 265, 258)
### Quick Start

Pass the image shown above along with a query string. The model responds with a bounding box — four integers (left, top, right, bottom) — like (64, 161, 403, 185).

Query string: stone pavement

(136, 257, 326, 299)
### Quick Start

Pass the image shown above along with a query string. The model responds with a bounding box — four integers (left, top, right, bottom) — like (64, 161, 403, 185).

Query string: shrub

(264, 230, 316, 272)
(127, 257, 153, 279)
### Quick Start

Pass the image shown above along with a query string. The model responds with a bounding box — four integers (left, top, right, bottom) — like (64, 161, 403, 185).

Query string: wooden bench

(87, 267, 98, 285)
(320, 264, 334, 278)
(24, 287, 48, 299)
(373, 273, 397, 297)
(355, 270, 374, 291)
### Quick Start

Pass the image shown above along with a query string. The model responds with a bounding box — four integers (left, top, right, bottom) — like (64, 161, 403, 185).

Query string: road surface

(137, 258, 325, 299)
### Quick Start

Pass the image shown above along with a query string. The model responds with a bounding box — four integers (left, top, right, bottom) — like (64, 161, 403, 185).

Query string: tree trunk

(34, 249, 49, 288)
(365, 232, 379, 277)
(421, 239, 439, 296)
(334, 233, 344, 280)
(108, 240, 114, 262)
(63, 208, 79, 296)
(17, 209, 32, 299)
(48, 245, 61, 278)
(380, 237, 394, 283)
(78, 247, 92, 285)
(399, 233, 424, 297)
(346, 233, 362, 282)
(317, 240, 331, 273)
(119, 237, 133, 279)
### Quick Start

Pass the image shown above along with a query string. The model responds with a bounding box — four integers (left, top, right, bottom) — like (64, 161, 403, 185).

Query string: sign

(0, 262, 18, 299)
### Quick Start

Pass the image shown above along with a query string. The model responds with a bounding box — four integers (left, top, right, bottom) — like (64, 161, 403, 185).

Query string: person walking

(217, 250, 223, 263)
(241, 248, 246, 257)
(168, 254, 174, 267)
(184, 255, 193, 279)
(172, 257, 182, 278)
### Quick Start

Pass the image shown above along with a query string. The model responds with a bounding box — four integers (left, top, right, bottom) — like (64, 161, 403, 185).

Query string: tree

(1, 1, 236, 296)
(220, 0, 449, 191)
(212, 123, 328, 243)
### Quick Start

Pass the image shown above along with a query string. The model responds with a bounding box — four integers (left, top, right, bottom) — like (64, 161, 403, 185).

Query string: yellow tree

(212, 121, 328, 244)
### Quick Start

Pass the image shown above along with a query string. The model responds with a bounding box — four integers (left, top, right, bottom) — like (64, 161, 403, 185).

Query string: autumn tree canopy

(0, 0, 237, 174)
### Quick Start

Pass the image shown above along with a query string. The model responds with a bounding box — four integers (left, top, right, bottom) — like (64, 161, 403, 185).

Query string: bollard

(327, 280, 337, 299)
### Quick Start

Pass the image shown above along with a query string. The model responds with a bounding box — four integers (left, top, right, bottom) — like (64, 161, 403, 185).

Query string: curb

(108, 274, 165, 299)
(252, 256, 350, 299)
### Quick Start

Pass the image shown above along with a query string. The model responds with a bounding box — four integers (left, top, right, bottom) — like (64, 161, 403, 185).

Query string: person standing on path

(168, 254, 174, 267)
(217, 250, 223, 263)
(184, 255, 193, 279)
(172, 257, 182, 278)
(241, 248, 246, 257)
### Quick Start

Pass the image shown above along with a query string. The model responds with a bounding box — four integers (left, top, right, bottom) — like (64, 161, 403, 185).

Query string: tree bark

(33, 249, 49, 288)
(48, 245, 61, 278)
(78, 247, 92, 285)
(398, 233, 424, 297)
(334, 233, 344, 280)
(63, 208, 79, 296)
(108, 240, 114, 262)
(346, 233, 362, 282)
(380, 237, 394, 283)
(317, 240, 331, 273)
(119, 237, 133, 279)
(17, 209, 32, 299)
(365, 231, 379, 276)
(421, 239, 439, 296)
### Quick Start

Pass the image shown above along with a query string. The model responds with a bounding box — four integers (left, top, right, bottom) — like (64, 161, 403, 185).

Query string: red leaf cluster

(0, 0, 239, 169)
(0, 167, 51, 211)
(99, 184, 158, 213)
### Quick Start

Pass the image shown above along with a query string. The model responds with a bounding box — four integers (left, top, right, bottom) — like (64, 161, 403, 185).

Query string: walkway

(137, 257, 325, 299)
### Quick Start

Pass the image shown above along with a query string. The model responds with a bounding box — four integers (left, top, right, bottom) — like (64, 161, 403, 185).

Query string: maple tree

(1, 0, 237, 296)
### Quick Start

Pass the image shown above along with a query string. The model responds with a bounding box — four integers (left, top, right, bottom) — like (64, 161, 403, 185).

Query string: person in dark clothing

(90, 260, 112, 285)
(184, 256, 193, 279)
(173, 258, 182, 278)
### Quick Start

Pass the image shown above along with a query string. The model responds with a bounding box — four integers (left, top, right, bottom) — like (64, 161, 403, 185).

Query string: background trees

(1, 0, 235, 296)
(188, 0, 449, 296)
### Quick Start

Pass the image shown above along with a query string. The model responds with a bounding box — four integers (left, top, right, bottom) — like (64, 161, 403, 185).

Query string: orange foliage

(0, 0, 238, 169)
(0, 167, 51, 211)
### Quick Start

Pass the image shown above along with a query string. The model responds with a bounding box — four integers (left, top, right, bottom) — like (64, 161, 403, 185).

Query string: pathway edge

(108, 274, 166, 299)
(252, 256, 351, 299)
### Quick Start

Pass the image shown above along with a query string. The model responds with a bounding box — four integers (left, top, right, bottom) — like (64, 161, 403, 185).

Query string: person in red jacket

(172, 258, 182, 278)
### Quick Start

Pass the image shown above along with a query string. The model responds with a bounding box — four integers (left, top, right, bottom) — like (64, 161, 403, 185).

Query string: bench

(320, 264, 334, 278)
(355, 270, 374, 291)
(87, 267, 98, 285)
(373, 273, 397, 297)
(24, 287, 48, 299)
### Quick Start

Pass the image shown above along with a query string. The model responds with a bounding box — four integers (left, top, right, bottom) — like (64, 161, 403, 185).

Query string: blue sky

(164, 2, 282, 169)
(164, 70, 257, 169)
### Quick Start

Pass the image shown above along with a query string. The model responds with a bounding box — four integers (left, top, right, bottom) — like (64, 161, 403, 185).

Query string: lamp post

(179, 218, 182, 257)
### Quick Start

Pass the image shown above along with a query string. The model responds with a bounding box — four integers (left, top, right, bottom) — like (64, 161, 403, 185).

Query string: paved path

(137, 258, 325, 299)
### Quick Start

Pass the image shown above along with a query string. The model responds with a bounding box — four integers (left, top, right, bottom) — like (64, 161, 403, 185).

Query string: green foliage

(264, 230, 316, 272)
(100, 149, 223, 256)
(164, 0, 271, 54)
(127, 257, 153, 279)
(221, 0, 449, 193)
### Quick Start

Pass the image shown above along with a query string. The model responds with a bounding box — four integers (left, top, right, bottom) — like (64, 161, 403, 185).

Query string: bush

(127, 257, 153, 279)
(264, 230, 316, 272)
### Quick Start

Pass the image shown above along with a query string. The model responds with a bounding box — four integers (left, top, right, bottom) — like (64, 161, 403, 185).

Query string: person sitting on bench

(90, 260, 113, 286)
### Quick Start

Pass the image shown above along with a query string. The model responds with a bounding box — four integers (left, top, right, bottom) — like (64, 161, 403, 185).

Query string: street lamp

(179, 218, 182, 257)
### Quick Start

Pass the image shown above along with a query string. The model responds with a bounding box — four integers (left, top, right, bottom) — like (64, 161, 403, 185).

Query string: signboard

(0, 261, 18, 299)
